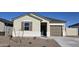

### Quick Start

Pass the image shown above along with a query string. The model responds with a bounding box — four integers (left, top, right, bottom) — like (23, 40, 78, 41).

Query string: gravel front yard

(0, 36, 60, 47)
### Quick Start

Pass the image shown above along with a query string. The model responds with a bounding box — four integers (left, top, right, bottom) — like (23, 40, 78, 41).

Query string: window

(21, 22, 32, 31)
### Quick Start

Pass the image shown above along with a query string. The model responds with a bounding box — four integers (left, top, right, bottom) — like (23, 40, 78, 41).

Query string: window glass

(25, 23, 29, 26)
(21, 22, 32, 31)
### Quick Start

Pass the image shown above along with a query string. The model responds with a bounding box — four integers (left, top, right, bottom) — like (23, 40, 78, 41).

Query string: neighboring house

(69, 23, 79, 35)
(12, 13, 66, 37)
(0, 18, 13, 36)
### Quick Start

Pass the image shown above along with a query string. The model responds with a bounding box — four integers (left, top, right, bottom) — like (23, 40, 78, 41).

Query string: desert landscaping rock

(0, 36, 60, 47)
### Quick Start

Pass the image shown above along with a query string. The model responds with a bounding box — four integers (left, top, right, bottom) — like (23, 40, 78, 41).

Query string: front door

(41, 22, 47, 36)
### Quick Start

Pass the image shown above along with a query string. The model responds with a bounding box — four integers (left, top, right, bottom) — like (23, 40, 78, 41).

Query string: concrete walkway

(49, 37, 79, 47)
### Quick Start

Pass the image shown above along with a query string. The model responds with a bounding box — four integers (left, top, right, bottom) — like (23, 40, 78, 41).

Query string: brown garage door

(50, 25, 63, 36)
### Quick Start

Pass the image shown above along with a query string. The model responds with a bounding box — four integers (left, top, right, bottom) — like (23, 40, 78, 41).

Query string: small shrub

(9, 35, 12, 39)
(29, 42, 32, 44)
(33, 37, 36, 40)
(7, 45, 10, 47)
(42, 46, 46, 47)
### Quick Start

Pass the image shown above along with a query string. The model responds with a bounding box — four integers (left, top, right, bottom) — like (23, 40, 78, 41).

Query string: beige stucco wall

(0, 21, 5, 32)
(66, 28, 78, 36)
(13, 15, 41, 37)
(30, 13, 50, 37)
(5, 26, 13, 36)
(0, 21, 13, 36)
(13, 13, 66, 37)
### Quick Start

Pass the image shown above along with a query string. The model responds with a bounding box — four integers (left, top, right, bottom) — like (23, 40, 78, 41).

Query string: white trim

(49, 23, 65, 25)
(30, 14, 49, 22)
(12, 31, 41, 37)
(23, 20, 32, 22)
(47, 22, 50, 37)
(62, 25, 66, 36)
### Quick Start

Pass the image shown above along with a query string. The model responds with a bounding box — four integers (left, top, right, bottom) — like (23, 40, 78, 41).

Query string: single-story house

(0, 18, 13, 36)
(69, 23, 79, 35)
(12, 13, 66, 37)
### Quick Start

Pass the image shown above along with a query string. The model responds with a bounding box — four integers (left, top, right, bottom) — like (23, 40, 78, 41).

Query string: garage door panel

(50, 25, 62, 36)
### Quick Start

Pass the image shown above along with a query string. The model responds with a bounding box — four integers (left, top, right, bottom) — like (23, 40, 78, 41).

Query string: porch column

(62, 25, 66, 36)
(47, 22, 50, 37)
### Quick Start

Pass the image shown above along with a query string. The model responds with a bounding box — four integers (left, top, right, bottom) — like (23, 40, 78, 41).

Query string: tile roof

(12, 12, 66, 23)
(69, 23, 79, 27)
(28, 13, 66, 23)
(0, 18, 13, 26)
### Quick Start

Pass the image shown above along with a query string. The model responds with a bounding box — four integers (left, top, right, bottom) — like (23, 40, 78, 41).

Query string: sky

(0, 12, 79, 27)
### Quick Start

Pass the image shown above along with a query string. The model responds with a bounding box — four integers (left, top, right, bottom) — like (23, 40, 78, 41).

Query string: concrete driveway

(49, 37, 79, 47)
